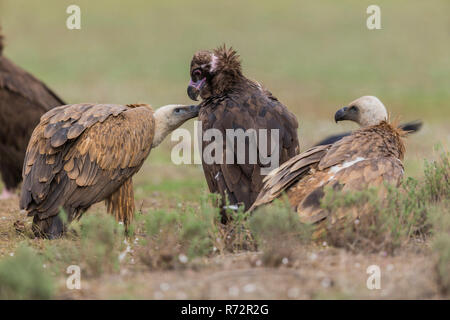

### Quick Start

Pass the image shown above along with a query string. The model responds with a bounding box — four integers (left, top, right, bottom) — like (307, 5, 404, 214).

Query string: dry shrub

(0, 245, 55, 299)
(321, 145, 449, 254)
(429, 200, 450, 295)
(43, 211, 125, 278)
(216, 205, 257, 253)
(135, 196, 219, 270)
(249, 198, 312, 267)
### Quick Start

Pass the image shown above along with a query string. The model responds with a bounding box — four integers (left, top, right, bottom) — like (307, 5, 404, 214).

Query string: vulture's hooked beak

(187, 78, 206, 101)
(185, 104, 200, 117)
(172, 104, 200, 119)
(334, 107, 349, 123)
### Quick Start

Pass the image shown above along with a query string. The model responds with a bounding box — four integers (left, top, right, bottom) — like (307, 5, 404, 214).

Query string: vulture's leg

(0, 157, 21, 199)
(106, 178, 135, 230)
(0, 188, 15, 200)
(32, 214, 66, 239)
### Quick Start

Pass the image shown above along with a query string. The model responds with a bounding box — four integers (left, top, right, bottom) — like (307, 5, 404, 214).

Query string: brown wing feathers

(20, 103, 155, 236)
(249, 144, 330, 211)
(251, 122, 406, 231)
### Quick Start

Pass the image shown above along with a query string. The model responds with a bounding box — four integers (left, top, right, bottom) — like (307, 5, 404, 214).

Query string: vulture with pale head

(20, 103, 199, 238)
(187, 45, 299, 218)
(0, 29, 65, 199)
(250, 96, 407, 229)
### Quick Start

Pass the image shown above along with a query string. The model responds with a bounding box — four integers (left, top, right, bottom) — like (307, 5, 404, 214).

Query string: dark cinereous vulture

(20, 103, 199, 238)
(250, 96, 406, 231)
(187, 45, 299, 217)
(0, 30, 65, 199)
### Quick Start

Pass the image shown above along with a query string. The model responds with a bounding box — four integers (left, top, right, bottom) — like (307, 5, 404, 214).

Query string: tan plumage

(0, 28, 65, 198)
(187, 46, 299, 219)
(20, 103, 199, 238)
(250, 96, 407, 234)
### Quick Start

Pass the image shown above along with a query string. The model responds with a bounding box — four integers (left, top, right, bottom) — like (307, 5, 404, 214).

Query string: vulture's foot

(0, 188, 16, 200)
(32, 214, 66, 239)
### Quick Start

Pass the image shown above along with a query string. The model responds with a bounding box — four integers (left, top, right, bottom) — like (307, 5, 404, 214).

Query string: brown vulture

(187, 45, 299, 218)
(0, 29, 65, 199)
(249, 96, 406, 232)
(20, 103, 199, 238)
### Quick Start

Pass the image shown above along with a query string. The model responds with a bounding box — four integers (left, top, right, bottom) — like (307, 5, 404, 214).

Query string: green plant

(429, 200, 450, 295)
(249, 198, 312, 266)
(135, 195, 220, 269)
(43, 212, 125, 278)
(0, 245, 55, 299)
(320, 145, 449, 254)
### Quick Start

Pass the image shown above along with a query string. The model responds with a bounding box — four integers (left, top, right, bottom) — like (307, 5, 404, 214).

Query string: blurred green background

(1, 0, 449, 201)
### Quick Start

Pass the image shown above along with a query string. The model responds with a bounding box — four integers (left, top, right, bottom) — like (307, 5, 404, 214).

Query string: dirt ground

(0, 195, 444, 300)
(1, 0, 449, 300)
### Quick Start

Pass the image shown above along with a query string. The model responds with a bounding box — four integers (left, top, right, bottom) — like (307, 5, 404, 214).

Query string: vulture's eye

(174, 108, 183, 114)
(349, 106, 358, 112)
(192, 69, 202, 77)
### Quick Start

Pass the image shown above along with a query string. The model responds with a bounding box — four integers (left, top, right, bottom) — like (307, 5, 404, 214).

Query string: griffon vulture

(249, 96, 406, 230)
(20, 103, 199, 238)
(187, 45, 299, 218)
(0, 30, 65, 199)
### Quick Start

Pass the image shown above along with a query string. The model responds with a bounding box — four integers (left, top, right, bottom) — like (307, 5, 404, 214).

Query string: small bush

(429, 200, 450, 295)
(250, 198, 312, 266)
(135, 195, 219, 270)
(0, 245, 55, 299)
(423, 145, 449, 202)
(78, 212, 125, 276)
(216, 203, 256, 253)
(320, 145, 449, 254)
(43, 211, 125, 278)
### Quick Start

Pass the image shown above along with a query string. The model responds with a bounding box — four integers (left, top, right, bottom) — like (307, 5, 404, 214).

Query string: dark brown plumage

(0, 29, 65, 198)
(20, 103, 199, 238)
(250, 96, 406, 234)
(187, 46, 299, 218)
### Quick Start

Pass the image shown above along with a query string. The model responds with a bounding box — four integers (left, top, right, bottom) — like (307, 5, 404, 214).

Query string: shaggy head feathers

(211, 45, 242, 75)
(189, 45, 244, 98)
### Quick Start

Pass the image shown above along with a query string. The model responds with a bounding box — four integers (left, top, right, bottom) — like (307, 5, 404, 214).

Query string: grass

(249, 198, 312, 266)
(320, 146, 449, 254)
(0, 245, 55, 299)
(41, 211, 126, 278)
(0, 0, 449, 299)
(133, 200, 217, 270)
(0, 151, 447, 298)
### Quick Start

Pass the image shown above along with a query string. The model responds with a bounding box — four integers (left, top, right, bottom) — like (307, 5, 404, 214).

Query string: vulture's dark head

(187, 45, 243, 101)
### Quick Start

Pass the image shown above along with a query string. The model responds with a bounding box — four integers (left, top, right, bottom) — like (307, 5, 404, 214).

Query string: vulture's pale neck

(152, 111, 172, 148)
(151, 105, 195, 148)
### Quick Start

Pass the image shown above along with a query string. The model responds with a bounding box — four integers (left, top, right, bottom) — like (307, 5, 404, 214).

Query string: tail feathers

(314, 120, 423, 147)
(398, 120, 423, 133)
(106, 178, 135, 227)
(313, 133, 350, 146)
